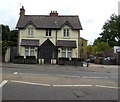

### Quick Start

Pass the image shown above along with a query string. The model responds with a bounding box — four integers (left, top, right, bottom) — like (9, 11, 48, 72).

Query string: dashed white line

(13, 72, 18, 75)
(82, 77, 107, 79)
(95, 85, 120, 89)
(0, 80, 8, 87)
(11, 80, 50, 87)
(8, 80, 119, 89)
(53, 84, 92, 87)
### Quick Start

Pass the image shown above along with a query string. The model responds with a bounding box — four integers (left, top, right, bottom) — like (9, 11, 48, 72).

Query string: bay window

(62, 48, 72, 58)
(25, 47, 35, 56)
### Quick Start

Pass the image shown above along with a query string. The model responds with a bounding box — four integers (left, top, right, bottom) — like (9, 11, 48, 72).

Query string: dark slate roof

(57, 40, 76, 48)
(16, 15, 82, 30)
(21, 39, 39, 46)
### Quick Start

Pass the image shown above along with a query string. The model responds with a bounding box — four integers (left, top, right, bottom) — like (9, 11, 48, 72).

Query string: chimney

(50, 11, 58, 16)
(20, 6, 25, 16)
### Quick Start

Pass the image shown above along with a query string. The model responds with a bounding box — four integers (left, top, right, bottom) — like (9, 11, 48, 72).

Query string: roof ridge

(24, 15, 78, 17)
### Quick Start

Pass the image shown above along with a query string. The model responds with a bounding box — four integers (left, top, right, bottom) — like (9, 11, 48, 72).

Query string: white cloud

(0, 0, 119, 44)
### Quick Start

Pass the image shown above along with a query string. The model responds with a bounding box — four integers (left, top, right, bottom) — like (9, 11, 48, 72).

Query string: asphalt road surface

(1, 65, 119, 100)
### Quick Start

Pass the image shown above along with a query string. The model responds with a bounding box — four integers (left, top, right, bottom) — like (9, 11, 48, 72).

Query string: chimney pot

(20, 6, 25, 16)
(50, 10, 58, 16)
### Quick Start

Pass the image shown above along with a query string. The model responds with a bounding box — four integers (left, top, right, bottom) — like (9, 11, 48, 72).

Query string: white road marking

(0, 80, 8, 87)
(11, 80, 50, 87)
(13, 72, 18, 75)
(19, 73, 111, 79)
(9, 80, 119, 89)
(95, 85, 120, 89)
(53, 84, 92, 87)
(56, 74, 81, 78)
(82, 76, 109, 79)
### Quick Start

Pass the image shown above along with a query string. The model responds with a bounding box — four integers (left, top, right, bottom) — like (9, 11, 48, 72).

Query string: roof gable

(39, 39, 55, 48)
(60, 21, 74, 29)
(24, 20, 37, 28)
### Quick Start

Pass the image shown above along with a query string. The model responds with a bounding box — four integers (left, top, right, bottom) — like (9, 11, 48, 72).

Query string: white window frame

(28, 27, 34, 36)
(46, 29, 51, 37)
(25, 46, 35, 56)
(63, 29, 69, 37)
(61, 48, 72, 58)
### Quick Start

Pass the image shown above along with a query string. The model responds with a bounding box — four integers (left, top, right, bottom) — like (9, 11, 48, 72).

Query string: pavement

(1, 62, 119, 73)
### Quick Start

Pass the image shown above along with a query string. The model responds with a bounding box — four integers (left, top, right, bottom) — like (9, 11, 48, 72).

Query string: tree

(97, 42, 110, 52)
(93, 14, 120, 47)
(2, 25, 11, 55)
(2, 24, 18, 55)
(2, 25, 11, 41)
(9, 30, 18, 46)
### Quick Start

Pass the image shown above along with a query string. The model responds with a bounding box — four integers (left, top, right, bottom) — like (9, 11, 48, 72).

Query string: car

(85, 57, 96, 63)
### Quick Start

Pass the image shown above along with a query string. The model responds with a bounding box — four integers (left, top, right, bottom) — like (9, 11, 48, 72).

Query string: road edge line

(11, 80, 50, 87)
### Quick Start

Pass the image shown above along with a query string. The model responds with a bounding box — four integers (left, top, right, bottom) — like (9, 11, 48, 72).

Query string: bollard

(87, 62, 89, 67)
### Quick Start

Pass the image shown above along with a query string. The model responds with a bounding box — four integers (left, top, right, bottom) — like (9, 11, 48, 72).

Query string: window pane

(30, 50, 34, 56)
(67, 52, 72, 58)
(46, 30, 48, 36)
(31, 28, 33, 36)
(67, 29, 69, 37)
(30, 47, 34, 56)
(49, 30, 51, 36)
(25, 47, 29, 56)
(64, 29, 66, 36)
(62, 48, 66, 57)
(28, 28, 30, 36)
(62, 52, 66, 57)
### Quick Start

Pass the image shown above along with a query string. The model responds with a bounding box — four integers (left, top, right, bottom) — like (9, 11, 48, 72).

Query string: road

(1, 65, 119, 100)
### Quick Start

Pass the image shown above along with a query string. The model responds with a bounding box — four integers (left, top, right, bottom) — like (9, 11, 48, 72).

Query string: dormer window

(63, 29, 69, 37)
(28, 27, 34, 36)
(46, 29, 51, 37)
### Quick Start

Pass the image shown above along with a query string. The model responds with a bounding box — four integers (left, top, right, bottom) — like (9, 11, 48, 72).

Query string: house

(16, 6, 83, 64)
(80, 37, 88, 60)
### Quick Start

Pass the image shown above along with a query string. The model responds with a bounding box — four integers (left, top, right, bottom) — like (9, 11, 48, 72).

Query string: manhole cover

(72, 90, 87, 97)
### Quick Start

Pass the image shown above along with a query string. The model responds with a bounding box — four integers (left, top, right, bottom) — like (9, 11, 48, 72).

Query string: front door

(39, 39, 56, 64)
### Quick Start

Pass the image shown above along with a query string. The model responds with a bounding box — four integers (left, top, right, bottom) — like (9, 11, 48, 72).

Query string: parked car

(103, 57, 116, 65)
(85, 57, 96, 63)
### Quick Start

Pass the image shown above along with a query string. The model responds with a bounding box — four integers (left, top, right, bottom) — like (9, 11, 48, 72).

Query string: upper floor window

(63, 29, 69, 37)
(28, 27, 34, 36)
(46, 29, 51, 37)
(81, 41, 84, 46)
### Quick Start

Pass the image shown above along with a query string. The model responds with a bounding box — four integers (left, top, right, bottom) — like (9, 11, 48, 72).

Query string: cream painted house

(16, 6, 83, 64)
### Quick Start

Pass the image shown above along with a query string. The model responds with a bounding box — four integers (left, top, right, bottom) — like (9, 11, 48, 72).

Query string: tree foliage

(2, 24, 18, 55)
(86, 42, 110, 57)
(93, 14, 120, 47)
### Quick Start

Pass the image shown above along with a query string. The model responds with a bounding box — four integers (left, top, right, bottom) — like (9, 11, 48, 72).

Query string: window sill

(45, 36, 52, 38)
(27, 36, 34, 38)
(63, 37, 70, 39)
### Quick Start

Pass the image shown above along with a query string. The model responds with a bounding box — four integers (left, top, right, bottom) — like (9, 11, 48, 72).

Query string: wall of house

(80, 38, 87, 60)
(18, 24, 79, 59)
(57, 25, 79, 58)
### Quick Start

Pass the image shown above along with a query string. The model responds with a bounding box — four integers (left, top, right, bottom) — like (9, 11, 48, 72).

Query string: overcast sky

(0, 0, 119, 44)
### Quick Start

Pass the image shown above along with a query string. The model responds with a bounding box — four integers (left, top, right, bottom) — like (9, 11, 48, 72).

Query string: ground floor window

(25, 46, 35, 56)
(61, 48, 72, 58)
